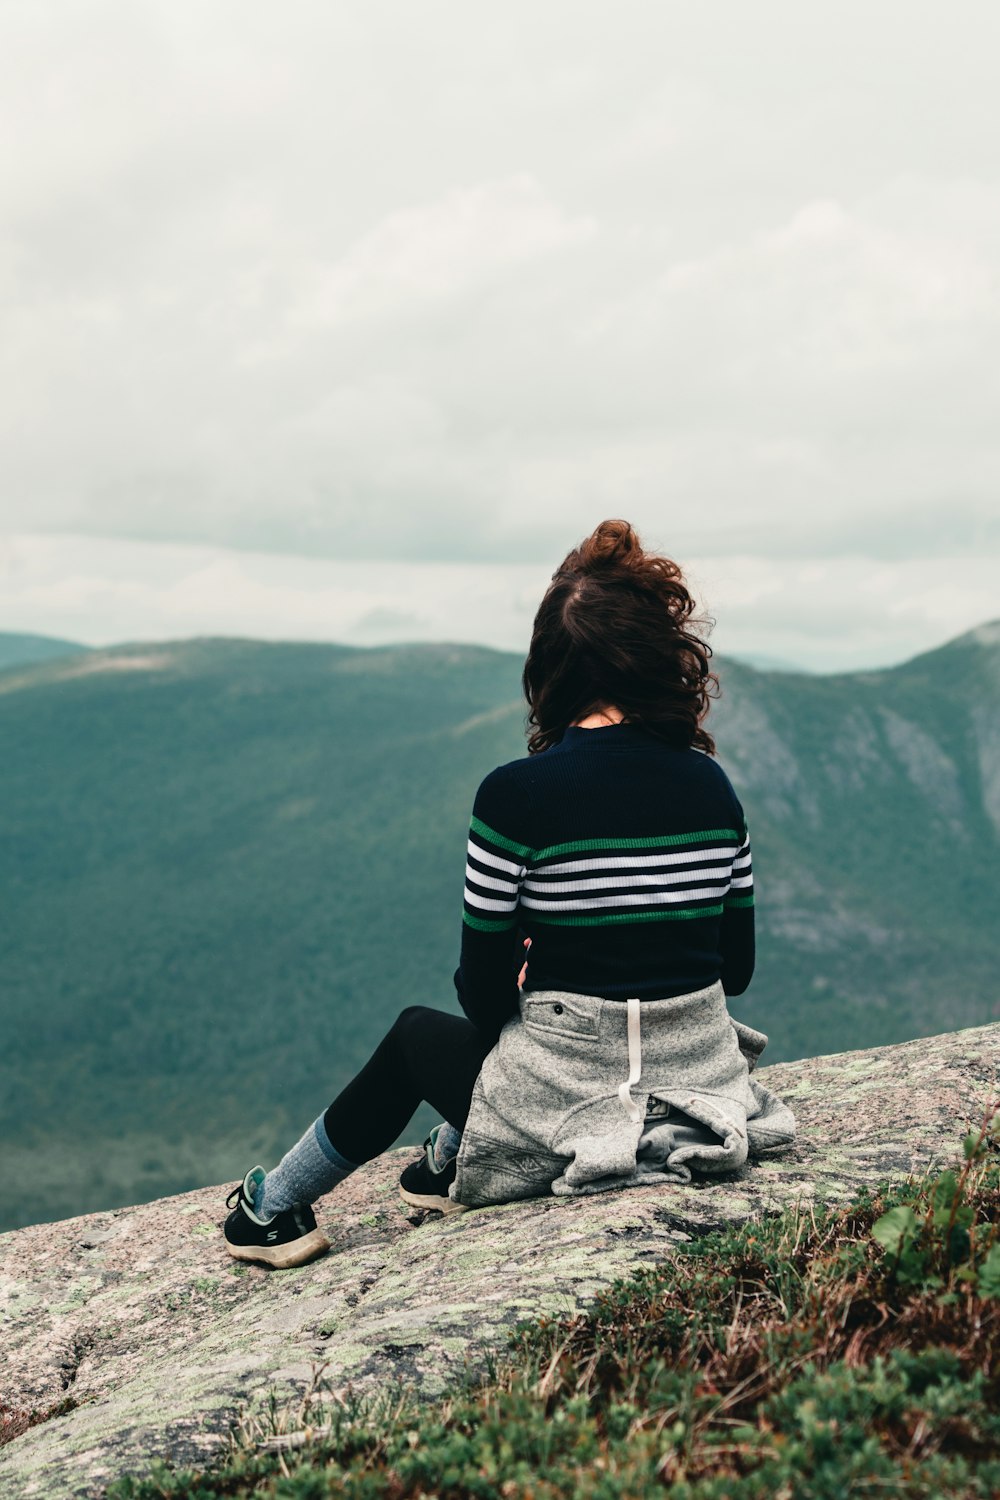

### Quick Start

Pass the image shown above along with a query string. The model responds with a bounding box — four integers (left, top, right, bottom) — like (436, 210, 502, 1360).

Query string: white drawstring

(618, 996, 644, 1123)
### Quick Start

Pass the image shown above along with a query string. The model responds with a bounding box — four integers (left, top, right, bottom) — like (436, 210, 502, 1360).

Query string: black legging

(323, 1006, 493, 1165)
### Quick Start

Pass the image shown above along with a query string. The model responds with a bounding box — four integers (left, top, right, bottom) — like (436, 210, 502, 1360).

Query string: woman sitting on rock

(222, 519, 795, 1268)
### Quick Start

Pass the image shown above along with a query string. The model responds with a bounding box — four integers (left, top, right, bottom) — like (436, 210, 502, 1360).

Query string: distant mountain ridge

(0, 630, 88, 671)
(1, 622, 997, 1231)
(725, 650, 814, 673)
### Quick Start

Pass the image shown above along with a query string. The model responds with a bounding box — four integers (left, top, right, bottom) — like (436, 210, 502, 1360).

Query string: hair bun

(577, 518, 642, 572)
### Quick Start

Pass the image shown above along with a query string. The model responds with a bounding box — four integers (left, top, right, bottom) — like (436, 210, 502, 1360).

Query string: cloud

(289, 176, 596, 330)
(352, 606, 427, 639)
(1, 532, 995, 675)
(0, 1, 999, 590)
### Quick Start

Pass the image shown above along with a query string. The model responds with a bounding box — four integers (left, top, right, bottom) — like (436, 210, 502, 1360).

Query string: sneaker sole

(225, 1227, 331, 1269)
(398, 1185, 468, 1215)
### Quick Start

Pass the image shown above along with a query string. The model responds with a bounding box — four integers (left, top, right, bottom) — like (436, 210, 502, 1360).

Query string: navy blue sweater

(454, 722, 754, 1043)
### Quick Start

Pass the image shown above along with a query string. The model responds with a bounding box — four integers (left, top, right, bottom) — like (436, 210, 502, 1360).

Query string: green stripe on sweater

(469, 816, 533, 861)
(462, 910, 519, 933)
(526, 904, 725, 927)
(533, 828, 741, 861)
(470, 820, 744, 866)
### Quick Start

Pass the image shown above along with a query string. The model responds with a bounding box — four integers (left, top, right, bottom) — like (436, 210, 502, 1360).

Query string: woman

(222, 519, 794, 1268)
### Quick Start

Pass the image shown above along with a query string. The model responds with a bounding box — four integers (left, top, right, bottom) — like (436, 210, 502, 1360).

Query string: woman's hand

(517, 937, 532, 990)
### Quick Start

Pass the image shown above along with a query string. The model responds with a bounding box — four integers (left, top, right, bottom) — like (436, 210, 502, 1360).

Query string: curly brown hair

(522, 519, 720, 755)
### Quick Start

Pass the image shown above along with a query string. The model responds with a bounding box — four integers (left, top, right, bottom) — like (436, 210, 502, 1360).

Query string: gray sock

(431, 1121, 463, 1170)
(255, 1116, 358, 1218)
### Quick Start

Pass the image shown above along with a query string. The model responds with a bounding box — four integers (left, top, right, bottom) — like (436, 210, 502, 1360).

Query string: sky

(1, 2, 998, 672)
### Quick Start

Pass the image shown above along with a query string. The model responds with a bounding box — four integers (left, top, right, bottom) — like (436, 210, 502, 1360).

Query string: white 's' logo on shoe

(266, 1231, 279, 1242)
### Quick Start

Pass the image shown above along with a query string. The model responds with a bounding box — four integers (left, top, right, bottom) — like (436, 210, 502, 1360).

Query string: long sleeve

(720, 821, 755, 997)
(453, 768, 532, 1044)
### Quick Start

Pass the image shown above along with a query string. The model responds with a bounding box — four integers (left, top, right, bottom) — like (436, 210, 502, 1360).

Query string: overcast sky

(1, 2, 998, 670)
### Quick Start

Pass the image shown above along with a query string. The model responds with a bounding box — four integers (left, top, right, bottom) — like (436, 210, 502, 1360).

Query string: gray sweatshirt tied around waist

(451, 979, 796, 1209)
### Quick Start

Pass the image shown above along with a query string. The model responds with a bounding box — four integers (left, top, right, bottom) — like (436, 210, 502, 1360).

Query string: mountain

(0, 630, 88, 671)
(1, 625, 998, 1232)
(1, 639, 530, 1232)
(708, 616, 1000, 1061)
(726, 650, 814, 673)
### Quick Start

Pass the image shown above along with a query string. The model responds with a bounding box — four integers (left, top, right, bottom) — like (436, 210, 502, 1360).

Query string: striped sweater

(455, 721, 754, 1042)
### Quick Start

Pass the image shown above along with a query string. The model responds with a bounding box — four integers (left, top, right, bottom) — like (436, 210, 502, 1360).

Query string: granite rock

(1, 1021, 997, 1498)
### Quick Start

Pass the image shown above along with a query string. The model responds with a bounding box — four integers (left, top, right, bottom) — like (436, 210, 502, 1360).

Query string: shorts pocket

(521, 993, 601, 1041)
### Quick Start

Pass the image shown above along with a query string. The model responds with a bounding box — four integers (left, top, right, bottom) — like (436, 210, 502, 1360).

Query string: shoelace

(225, 1183, 246, 1211)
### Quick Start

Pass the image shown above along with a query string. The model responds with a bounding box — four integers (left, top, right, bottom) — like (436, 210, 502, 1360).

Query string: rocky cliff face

(1, 1021, 997, 1499)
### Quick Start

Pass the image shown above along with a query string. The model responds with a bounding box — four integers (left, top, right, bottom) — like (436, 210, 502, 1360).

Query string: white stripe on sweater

(465, 865, 521, 896)
(521, 885, 727, 912)
(524, 864, 732, 895)
(466, 840, 526, 879)
(464, 888, 520, 913)
(535, 845, 740, 875)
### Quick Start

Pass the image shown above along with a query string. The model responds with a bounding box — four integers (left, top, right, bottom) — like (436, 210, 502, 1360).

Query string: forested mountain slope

(1, 624, 997, 1229)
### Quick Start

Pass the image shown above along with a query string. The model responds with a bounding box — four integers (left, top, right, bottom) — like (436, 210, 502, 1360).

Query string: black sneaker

(398, 1127, 466, 1214)
(223, 1165, 331, 1268)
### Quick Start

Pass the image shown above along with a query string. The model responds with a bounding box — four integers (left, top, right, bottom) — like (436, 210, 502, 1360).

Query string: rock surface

(1, 1022, 997, 1498)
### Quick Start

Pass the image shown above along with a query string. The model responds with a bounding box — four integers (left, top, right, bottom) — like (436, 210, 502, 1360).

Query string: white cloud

(293, 176, 596, 330)
(1, 532, 995, 674)
(0, 0, 999, 656)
